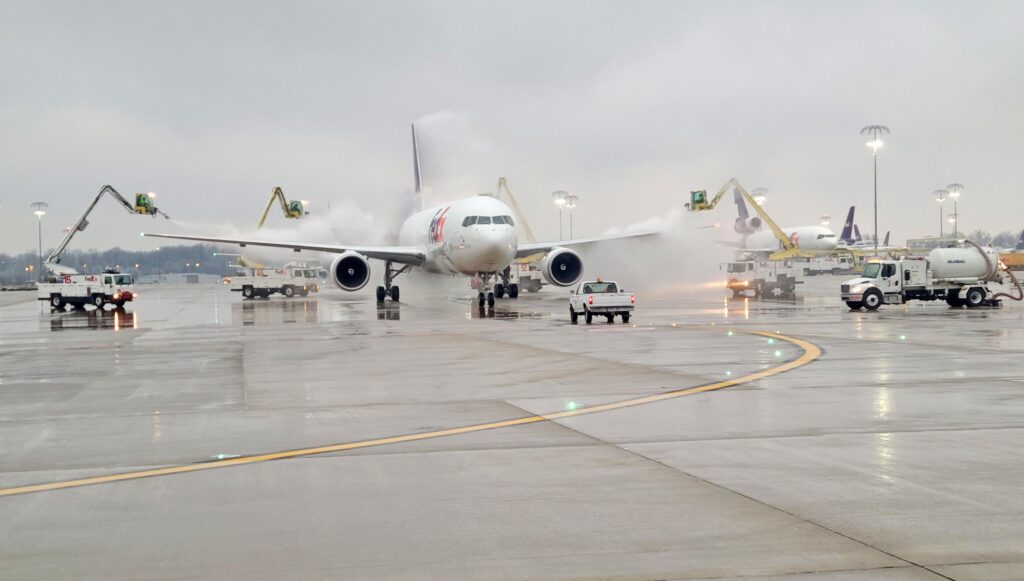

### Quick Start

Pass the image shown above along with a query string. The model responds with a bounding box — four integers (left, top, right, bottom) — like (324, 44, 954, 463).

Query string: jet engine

(330, 251, 371, 291)
(540, 247, 584, 287)
(734, 216, 762, 235)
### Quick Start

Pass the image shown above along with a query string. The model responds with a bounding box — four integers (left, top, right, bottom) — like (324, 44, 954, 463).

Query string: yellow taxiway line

(0, 329, 820, 498)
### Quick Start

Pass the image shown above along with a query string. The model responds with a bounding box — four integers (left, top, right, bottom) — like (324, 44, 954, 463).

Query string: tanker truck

(841, 243, 1022, 310)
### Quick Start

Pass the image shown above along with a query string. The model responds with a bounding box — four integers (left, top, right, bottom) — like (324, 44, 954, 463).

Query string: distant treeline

(0, 244, 231, 283)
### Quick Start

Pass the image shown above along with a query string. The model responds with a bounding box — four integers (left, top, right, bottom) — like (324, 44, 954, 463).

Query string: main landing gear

(493, 266, 519, 300)
(376, 260, 410, 303)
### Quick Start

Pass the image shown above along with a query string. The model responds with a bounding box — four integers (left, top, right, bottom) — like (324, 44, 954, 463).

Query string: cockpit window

(817, 234, 836, 239)
(462, 216, 477, 227)
(476, 216, 491, 225)
(491, 215, 515, 226)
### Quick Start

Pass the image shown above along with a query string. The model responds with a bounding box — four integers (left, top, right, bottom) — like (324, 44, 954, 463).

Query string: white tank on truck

(841, 242, 1023, 310)
(928, 246, 1000, 282)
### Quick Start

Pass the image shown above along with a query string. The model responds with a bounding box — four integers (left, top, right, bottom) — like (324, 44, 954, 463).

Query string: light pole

(933, 189, 947, 238)
(751, 187, 768, 207)
(30, 202, 48, 281)
(820, 214, 832, 227)
(948, 212, 957, 238)
(861, 125, 890, 249)
(946, 183, 963, 238)
(565, 192, 579, 239)
(551, 191, 568, 240)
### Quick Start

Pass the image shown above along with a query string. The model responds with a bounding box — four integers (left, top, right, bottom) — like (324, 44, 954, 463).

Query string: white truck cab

(38, 271, 136, 311)
(569, 280, 635, 324)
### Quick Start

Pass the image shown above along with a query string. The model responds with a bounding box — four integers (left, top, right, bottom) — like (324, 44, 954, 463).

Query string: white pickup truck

(569, 280, 635, 324)
(231, 266, 319, 299)
(38, 271, 136, 310)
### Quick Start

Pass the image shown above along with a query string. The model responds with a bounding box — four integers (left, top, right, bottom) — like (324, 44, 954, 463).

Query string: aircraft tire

(376, 286, 386, 302)
(509, 284, 519, 299)
(390, 286, 400, 301)
(494, 283, 505, 299)
(487, 292, 495, 308)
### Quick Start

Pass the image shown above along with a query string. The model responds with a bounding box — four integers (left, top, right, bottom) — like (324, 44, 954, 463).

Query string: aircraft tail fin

(883, 231, 891, 247)
(412, 123, 422, 195)
(1017, 228, 1024, 251)
(733, 188, 749, 220)
(398, 123, 423, 222)
(839, 206, 855, 242)
(854, 224, 862, 241)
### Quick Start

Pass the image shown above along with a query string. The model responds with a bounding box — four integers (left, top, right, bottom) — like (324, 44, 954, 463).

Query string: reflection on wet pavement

(46, 308, 139, 332)
(234, 299, 320, 326)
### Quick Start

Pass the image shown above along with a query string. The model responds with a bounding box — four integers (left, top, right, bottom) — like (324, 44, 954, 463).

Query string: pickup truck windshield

(582, 282, 618, 293)
(862, 263, 881, 278)
(114, 275, 133, 285)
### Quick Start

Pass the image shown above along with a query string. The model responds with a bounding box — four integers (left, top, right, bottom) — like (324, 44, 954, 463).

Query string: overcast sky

(1, 0, 1022, 254)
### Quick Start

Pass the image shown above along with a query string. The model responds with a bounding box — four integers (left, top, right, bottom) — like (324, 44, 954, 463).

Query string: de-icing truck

(841, 243, 1023, 310)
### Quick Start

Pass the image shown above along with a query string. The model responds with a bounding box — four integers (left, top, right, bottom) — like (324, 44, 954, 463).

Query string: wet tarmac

(1, 278, 1023, 580)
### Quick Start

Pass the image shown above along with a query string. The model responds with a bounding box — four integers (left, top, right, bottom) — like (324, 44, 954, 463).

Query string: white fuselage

(745, 226, 838, 252)
(398, 195, 519, 275)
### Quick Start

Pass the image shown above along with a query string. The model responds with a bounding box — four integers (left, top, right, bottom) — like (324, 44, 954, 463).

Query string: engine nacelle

(330, 251, 371, 291)
(540, 247, 584, 287)
(734, 216, 762, 235)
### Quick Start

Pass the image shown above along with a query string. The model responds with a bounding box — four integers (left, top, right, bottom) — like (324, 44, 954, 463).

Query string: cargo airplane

(146, 125, 650, 307)
(733, 189, 846, 253)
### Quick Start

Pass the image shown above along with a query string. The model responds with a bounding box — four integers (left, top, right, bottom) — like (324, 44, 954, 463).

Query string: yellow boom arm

(689, 178, 800, 260)
(257, 187, 307, 228)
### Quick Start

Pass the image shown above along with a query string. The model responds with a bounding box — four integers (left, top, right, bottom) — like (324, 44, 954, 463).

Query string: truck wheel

(299, 289, 309, 297)
(621, 313, 630, 323)
(494, 283, 505, 299)
(584, 309, 593, 325)
(570, 307, 578, 324)
(92, 295, 106, 309)
(754, 282, 764, 298)
(862, 289, 882, 311)
(283, 286, 295, 298)
(50, 295, 65, 309)
(509, 284, 519, 299)
(845, 301, 863, 310)
(606, 314, 614, 323)
(965, 287, 985, 308)
(946, 295, 964, 308)
(242, 287, 254, 299)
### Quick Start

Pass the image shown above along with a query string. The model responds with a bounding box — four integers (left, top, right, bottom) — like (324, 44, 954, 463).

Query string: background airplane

(733, 189, 839, 252)
(147, 125, 651, 307)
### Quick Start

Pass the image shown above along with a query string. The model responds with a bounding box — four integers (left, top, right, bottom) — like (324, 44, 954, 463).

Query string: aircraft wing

(143, 233, 426, 266)
(514, 231, 658, 260)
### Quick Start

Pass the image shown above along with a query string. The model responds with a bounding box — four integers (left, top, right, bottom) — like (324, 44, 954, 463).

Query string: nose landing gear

(478, 291, 495, 308)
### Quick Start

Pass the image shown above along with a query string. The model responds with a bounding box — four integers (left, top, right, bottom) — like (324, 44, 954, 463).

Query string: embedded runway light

(774, 350, 782, 358)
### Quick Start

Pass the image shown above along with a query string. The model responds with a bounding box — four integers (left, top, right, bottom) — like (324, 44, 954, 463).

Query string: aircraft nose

(477, 228, 516, 268)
